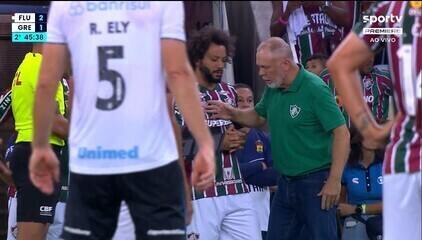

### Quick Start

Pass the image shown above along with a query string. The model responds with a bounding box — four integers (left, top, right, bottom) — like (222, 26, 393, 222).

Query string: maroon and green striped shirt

(320, 67, 392, 126)
(361, 67, 393, 123)
(355, 1, 421, 175)
(176, 82, 249, 200)
(291, 5, 345, 64)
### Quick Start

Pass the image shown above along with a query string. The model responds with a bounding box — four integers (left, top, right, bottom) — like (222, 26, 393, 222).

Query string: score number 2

(96, 46, 126, 111)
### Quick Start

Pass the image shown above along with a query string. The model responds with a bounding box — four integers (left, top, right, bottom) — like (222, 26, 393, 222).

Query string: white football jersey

(47, 1, 184, 174)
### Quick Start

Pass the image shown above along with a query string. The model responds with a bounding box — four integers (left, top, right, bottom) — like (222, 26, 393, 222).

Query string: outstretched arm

(30, 44, 69, 194)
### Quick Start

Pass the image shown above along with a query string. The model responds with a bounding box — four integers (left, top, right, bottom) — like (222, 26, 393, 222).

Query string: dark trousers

(266, 169, 338, 240)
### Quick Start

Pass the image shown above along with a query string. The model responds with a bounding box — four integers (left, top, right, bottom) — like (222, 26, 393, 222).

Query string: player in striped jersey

(180, 26, 260, 240)
(328, 2, 421, 240)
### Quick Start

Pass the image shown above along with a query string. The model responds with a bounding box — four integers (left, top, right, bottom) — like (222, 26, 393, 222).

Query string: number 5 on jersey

(97, 46, 126, 111)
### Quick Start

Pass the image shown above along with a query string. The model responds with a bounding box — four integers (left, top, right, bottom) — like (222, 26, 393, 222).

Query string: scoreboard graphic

(11, 13, 47, 42)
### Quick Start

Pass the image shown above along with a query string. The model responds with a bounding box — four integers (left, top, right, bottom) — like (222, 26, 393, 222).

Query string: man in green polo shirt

(206, 37, 350, 240)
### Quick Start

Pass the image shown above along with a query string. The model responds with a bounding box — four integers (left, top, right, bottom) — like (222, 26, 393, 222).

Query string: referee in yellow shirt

(9, 43, 68, 240)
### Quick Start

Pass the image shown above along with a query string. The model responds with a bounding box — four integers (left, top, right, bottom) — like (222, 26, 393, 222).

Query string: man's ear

(278, 58, 288, 69)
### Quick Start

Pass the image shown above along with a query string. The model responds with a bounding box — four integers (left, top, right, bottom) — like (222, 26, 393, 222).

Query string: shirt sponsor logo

(289, 105, 301, 119)
(69, 1, 151, 16)
(215, 179, 243, 187)
(352, 178, 359, 184)
(206, 119, 232, 127)
(78, 146, 139, 159)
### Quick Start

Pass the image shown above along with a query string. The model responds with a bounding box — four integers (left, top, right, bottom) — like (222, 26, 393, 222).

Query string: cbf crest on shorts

(289, 105, 301, 118)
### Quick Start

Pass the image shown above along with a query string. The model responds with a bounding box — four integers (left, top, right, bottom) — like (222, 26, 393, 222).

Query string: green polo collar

(284, 64, 305, 93)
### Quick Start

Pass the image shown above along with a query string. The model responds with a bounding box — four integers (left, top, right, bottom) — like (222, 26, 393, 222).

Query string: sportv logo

(362, 15, 403, 24)
(362, 14, 403, 36)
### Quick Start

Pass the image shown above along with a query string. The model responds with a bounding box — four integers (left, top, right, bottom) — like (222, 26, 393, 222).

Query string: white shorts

(7, 197, 66, 240)
(383, 172, 421, 240)
(187, 193, 261, 240)
(47, 202, 66, 240)
(112, 201, 135, 240)
(7, 196, 17, 240)
(248, 187, 270, 232)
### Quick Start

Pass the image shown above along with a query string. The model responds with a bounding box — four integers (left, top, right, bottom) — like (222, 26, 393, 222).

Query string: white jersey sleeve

(160, 1, 185, 41)
(46, 1, 66, 44)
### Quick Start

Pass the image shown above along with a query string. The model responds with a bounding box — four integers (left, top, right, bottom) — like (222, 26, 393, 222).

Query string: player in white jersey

(29, 2, 215, 239)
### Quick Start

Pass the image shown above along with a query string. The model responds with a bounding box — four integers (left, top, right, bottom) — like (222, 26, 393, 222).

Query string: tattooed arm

(327, 32, 394, 149)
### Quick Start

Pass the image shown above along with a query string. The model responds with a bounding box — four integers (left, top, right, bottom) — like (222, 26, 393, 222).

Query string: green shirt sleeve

(312, 83, 345, 132)
(255, 87, 269, 119)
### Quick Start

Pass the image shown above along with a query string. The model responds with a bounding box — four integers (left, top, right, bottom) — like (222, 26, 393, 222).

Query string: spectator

(358, 55, 392, 124)
(339, 128, 383, 240)
(206, 37, 350, 240)
(305, 54, 350, 127)
(305, 53, 328, 76)
(307, 51, 393, 126)
(308, 52, 392, 126)
(234, 83, 279, 240)
(270, 1, 351, 64)
(305, 54, 339, 98)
